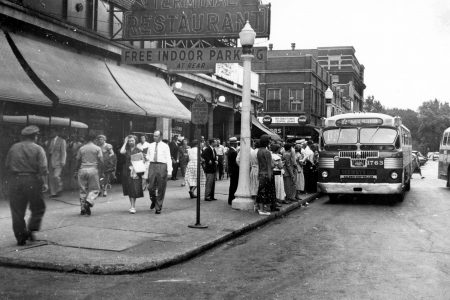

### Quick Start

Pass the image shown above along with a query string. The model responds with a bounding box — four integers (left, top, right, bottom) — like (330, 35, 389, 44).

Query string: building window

(328, 55, 341, 70)
(266, 88, 281, 112)
(289, 89, 304, 112)
(97, 0, 111, 37)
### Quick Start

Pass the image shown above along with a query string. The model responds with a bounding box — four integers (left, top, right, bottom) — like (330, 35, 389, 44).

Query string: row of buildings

(0, 0, 365, 190)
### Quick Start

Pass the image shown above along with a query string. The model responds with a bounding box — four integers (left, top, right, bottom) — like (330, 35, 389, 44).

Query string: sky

(257, 0, 450, 111)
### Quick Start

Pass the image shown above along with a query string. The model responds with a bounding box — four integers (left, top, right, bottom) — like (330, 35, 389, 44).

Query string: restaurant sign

(122, 0, 271, 40)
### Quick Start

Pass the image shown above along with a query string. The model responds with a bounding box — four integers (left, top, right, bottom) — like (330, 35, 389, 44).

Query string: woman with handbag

(120, 135, 144, 214)
(184, 140, 206, 199)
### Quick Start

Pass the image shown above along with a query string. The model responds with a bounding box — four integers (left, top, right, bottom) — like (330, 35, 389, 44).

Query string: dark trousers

(217, 156, 224, 179)
(283, 175, 297, 200)
(171, 162, 179, 179)
(8, 175, 46, 242)
(148, 163, 168, 212)
(205, 173, 216, 199)
(304, 166, 317, 193)
(228, 172, 239, 204)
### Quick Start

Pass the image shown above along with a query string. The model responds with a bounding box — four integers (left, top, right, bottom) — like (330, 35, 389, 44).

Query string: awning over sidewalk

(105, 62, 191, 121)
(8, 33, 146, 116)
(251, 115, 282, 141)
(0, 31, 52, 107)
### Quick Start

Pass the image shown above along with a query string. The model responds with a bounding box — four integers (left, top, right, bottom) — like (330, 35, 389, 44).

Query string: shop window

(266, 88, 281, 112)
(289, 89, 304, 112)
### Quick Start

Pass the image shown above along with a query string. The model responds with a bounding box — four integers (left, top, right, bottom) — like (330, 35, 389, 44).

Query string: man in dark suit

(168, 135, 179, 180)
(201, 138, 218, 201)
(227, 137, 239, 205)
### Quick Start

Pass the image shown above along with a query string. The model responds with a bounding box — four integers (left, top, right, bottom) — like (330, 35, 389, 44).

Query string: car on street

(412, 151, 427, 166)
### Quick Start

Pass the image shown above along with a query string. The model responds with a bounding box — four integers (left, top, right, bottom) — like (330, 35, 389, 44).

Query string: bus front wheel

(328, 194, 339, 202)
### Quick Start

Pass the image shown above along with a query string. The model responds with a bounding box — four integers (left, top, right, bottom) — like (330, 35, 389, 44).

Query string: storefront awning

(0, 31, 52, 107)
(8, 33, 146, 116)
(105, 62, 191, 121)
(251, 116, 282, 141)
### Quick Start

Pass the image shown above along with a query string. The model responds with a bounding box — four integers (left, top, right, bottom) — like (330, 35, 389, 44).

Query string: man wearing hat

(5, 125, 49, 246)
(227, 137, 239, 205)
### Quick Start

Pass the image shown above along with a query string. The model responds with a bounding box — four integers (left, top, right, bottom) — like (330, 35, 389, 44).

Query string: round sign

(298, 114, 308, 125)
(262, 115, 272, 126)
(191, 95, 209, 125)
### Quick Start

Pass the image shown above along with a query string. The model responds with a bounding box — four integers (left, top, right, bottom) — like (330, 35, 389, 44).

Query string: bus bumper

(317, 182, 403, 194)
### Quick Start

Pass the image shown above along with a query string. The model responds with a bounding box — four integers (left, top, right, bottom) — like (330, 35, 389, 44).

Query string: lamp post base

(231, 196, 254, 211)
(188, 224, 208, 229)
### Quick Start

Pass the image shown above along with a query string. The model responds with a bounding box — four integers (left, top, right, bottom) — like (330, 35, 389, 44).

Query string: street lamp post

(232, 21, 256, 211)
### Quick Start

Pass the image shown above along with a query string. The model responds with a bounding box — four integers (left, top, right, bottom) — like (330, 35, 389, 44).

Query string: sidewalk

(0, 178, 318, 274)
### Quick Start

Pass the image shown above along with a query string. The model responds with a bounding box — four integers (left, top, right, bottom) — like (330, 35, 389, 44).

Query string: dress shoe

(150, 202, 155, 209)
(189, 191, 196, 199)
(27, 231, 36, 242)
(204, 198, 213, 201)
(155, 210, 161, 214)
(84, 203, 91, 216)
(211, 198, 218, 201)
(80, 209, 86, 215)
(17, 238, 27, 246)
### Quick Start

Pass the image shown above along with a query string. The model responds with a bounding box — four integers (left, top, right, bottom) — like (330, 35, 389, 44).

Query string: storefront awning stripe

(251, 115, 282, 141)
(0, 31, 52, 107)
(8, 33, 146, 116)
(105, 62, 191, 121)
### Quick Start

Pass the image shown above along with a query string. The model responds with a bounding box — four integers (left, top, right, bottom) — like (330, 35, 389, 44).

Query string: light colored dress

(271, 153, 285, 200)
(249, 148, 259, 196)
(184, 147, 206, 188)
(295, 151, 305, 192)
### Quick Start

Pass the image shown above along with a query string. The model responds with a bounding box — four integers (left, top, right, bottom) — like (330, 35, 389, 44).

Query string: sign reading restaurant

(122, 0, 271, 40)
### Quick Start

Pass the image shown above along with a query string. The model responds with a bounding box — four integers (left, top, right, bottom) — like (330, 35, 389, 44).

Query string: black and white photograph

(1, 0, 450, 299)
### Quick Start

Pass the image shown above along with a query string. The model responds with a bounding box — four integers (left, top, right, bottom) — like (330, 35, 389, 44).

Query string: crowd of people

(4, 124, 320, 246)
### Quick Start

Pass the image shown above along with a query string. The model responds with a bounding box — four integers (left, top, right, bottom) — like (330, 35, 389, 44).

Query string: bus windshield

(360, 128, 397, 144)
(323, 128, 358, 144)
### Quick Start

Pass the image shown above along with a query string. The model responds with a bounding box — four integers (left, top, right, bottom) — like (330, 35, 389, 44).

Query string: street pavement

(0, 177, 317, 274)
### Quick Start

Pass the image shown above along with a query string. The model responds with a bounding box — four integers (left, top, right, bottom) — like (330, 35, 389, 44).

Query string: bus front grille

(339, 151, 379, 159)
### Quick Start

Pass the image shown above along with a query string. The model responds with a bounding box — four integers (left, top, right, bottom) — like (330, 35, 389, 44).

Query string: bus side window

(444, 133, 449, 145)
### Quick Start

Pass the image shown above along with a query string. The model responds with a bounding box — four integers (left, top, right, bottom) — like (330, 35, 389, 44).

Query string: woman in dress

(294, 143, 305, 197)
(178, 139, 190, 186)
(119, 135, 144, 214)
(270, 143, 286, 204)
(249, 139, 260, 199)
(184, 139, 206, 199)
(256, 135, 275, 215)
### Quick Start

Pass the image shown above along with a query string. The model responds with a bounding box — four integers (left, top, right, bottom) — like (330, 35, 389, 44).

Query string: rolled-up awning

(8, 33, 146, 116)
(105, 62, 191, 121)
(0, 31, 52, 107)
(251, 115, 282, 141)
(1, 115, 88, 129)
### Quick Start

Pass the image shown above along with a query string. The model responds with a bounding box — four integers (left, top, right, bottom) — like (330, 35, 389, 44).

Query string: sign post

(188, 94, 209, 229)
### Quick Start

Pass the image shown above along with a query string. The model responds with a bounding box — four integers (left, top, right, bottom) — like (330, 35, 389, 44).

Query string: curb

(0, 193, 319, 274)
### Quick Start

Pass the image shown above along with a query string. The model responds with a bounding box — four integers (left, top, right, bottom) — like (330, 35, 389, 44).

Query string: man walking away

(5, 125, 49, 246)
(202, 139, 218, 201)
(169, 135, 180, 180)
(46, 128, 66, 198)
(75, 133, 103, 216)
(227, 137, 239, 205)
(144, 130, 172, 214)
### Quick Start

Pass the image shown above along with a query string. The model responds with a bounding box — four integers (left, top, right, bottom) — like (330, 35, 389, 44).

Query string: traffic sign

(191, 94, 209, 125)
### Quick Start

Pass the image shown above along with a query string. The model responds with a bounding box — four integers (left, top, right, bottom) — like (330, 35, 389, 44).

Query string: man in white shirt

(143, 130, 172, 214)
(214, 138, 225, 180)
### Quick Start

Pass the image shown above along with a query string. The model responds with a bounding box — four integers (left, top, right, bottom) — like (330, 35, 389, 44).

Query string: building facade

(0, 0, 264, 193)
(255, 44, 366, 141)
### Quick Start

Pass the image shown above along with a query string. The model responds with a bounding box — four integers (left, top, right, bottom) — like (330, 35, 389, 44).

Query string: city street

(1, 161, 449, 299)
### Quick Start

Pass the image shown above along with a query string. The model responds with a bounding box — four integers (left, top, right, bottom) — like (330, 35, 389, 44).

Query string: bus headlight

(321, 171, 329, 178)
(390, 171, 399, 180)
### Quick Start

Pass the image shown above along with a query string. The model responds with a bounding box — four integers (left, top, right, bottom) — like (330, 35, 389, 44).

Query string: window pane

(323, 128, 358, 144)
(360, 128, 398, 144)
(97, 0, 110, 37)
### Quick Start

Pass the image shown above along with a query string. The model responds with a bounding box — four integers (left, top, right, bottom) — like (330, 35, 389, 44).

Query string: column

(208, 105, 214, 139)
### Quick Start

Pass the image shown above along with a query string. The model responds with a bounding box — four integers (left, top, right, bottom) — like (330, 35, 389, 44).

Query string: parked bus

(317, 113, 413, 203)
(438, 127, 450, 187)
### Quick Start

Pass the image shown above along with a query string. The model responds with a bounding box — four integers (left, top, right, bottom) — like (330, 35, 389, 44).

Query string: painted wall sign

(122, 0, 270, 40)
(122, 47, 267, 65)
